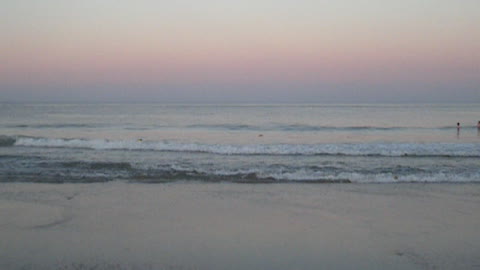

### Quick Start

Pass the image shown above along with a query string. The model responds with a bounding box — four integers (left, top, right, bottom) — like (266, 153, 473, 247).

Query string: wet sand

(1, 182, 479, 270)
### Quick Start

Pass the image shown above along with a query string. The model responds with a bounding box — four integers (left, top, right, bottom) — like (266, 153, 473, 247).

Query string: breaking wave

(1, 158, 479, 184)
(9, 136, 480, 157)
(0, 135, 16, 147)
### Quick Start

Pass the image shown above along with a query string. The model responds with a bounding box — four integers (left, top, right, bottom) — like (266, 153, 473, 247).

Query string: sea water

(1, 103, 479, 183)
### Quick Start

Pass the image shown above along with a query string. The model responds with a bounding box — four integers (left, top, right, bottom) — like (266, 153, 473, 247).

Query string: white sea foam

(13, 137, 480, 157)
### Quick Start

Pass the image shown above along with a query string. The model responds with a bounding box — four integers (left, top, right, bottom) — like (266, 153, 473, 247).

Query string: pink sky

(1, 0, 479, 102)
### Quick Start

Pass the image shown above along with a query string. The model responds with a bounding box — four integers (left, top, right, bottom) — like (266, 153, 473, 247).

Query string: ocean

(1, 103, 479, 184)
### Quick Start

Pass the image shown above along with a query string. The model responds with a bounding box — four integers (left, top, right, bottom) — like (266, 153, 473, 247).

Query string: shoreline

(1, 182, 479, 270)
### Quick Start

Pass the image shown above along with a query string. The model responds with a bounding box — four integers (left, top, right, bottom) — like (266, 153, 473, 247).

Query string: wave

(4, 123, 476, 132)
(187, 124, 476, 132)
(4, 123, 101, 129)
(60, 161, 133, 170)
(0, 135, 16, 147)
(1, 159, 479, 184)
(7, 136, 480, 157)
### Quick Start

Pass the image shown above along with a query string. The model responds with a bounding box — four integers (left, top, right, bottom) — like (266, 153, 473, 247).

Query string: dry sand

(1, 182, 479, 270)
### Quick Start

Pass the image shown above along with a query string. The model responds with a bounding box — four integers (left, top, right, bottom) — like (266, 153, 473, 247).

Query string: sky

(1, 0, 479, 103)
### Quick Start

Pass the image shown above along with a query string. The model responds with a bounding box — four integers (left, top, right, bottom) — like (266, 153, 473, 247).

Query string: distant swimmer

(138, 138, 143, 142)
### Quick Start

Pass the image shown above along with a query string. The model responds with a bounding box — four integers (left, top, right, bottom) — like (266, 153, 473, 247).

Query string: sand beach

(1, 182, 479, 270)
